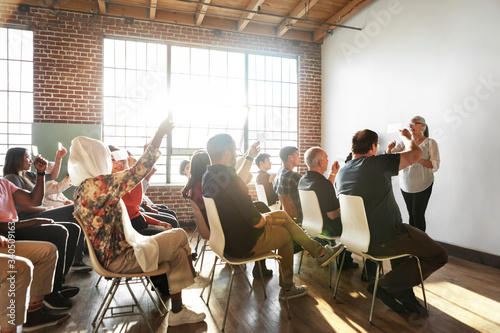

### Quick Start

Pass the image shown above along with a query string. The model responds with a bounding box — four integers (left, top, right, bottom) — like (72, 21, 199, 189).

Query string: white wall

(322, 0, 500, 256)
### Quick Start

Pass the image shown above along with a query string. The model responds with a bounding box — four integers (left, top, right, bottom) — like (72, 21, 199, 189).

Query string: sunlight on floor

(426, 281, 500, 332)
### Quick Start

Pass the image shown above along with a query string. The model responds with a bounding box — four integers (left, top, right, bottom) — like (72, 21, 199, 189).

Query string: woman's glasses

(408, 122, 423, 127)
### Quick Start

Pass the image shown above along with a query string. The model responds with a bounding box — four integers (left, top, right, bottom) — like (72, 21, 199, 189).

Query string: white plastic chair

(298, 189, 340, 286)
(189, 199, 211, 272)
(75, 216, 169, 333)
(255, 183, 280, 211)
(333, 194, 428, 324)
(202, 197, 291, 331)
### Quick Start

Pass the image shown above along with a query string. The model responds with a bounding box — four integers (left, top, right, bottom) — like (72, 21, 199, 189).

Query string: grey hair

(304, 147, 326, 168)
(413, 115, 428, 137)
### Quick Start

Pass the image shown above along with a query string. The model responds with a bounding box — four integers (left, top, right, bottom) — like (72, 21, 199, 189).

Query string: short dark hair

(108, 145, 119, 152)
(255, 153, 270, 167)
(206, 133, 235, 162)
(179, 160, 190, 175)
(351, 129, 378, 155)
(279, 146, 298, 163)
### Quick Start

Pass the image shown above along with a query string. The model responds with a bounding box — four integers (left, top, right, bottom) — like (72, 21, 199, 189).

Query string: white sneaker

(168, 305, 206, 326)
(279, 284, 308, 300)
(186, 272, 211, 289)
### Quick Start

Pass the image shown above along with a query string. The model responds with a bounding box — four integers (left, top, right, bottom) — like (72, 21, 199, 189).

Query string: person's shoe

(168, 305, 206, 326)
(367, 283, 407, 313)
(279, 284, 308, 300)
(71, 261, 92, 273)
(59, 285, 80, 299)
(43, 291, 73, 310)
(186, 272, 211, 289)
(317, 244, 344, 267)
(395, 289, 429, 316)
(252, 260, 273, 279)
(23, 305, 70, 331)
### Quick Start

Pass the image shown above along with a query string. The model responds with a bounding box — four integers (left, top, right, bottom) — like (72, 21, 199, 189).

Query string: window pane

(171, 46, 190, 74)
(21, 30, 33, 61)
(8, 29, 22, 60)
(210, 50, 227, 77)
(191, 48, 209, 75)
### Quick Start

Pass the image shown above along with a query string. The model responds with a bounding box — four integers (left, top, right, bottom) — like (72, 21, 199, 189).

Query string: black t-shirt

(298, 171, 342, 235)
(335, 154, 409, 244)
(202, 164, 264, 258)
(256, 171, 279, 205)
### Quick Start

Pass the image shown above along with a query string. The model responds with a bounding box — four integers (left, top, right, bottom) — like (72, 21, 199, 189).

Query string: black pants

(14, 222, 80, 291)
(17, 204, 85, 262)
(401, 183, 433, 232)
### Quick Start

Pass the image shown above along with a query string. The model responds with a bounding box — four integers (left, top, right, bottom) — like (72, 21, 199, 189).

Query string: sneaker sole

(319, 247, 344, 268)
(23, 314, 71, 331)
(43, 301, 72, 311)
(70, 267, 93, 273)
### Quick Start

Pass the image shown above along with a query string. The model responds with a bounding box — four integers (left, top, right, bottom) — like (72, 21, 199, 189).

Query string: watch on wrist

(37, 171, 46, 176)
(245, 156, 254, 162)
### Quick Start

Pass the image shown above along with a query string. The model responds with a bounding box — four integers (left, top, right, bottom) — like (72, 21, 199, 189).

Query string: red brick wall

(1, 5, 321, 225)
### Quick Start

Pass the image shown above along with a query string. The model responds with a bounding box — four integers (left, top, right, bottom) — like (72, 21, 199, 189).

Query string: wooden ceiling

(4, 0, 373, 43)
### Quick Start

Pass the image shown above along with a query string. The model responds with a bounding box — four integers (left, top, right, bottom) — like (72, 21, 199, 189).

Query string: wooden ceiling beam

(276, 0, 319, 37)
(97, 0, 107, 14)
(149, 0, 157, 20)
(313, 0, 373, 42)
(237, 0, 266, 32)
(195, 0, 211, 26)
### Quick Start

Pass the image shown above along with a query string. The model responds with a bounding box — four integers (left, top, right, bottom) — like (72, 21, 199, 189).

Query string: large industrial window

(0, 26, 33, 170)
(103, 38, 297, 184)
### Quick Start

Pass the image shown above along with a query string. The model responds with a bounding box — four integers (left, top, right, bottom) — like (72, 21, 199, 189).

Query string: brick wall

(1, 5, 321, 225)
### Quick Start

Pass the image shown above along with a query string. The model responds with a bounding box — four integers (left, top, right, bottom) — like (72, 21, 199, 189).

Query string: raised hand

(33, 155, 48, 173)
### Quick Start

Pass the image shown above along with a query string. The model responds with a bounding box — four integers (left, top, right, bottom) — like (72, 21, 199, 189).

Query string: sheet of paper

(32, 145, 38, 156)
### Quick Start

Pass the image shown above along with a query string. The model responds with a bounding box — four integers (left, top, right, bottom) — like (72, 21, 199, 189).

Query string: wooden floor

(40, 229, 500, 333)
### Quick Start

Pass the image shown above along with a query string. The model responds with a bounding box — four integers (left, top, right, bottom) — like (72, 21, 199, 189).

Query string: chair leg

(194, 240, 207, 268)
(189, 227, 198, 242)
(143, 277, 169, 315)
(415, 256, 428, 311)
(277, 259, 291, 320)
(93, 278, 120, 332)
(221, 265, 237, 332)
(125, 279, 154, 333)
(95, 276, 103, 288)
(256, 261, 267, 298)
(203, 256, 218, 305)
(241, 265, 254, 290)
(333, 250, 346, 298)
(369, 262, 382, 324)
(297, 251, 304, 274)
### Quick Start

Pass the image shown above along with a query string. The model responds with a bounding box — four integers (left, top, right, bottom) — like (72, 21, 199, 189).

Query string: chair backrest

(255, 184, 268, 204)
(298, 190, 323, 237)
(74, 215, 114, 277)
(279, 194, 300, 223)
(189, 199, 210, 240)
(338, 194, 371, 255)
(202, 197, 226, 258)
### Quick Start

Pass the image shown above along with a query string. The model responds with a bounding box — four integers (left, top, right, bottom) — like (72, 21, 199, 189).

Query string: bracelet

(245, 156, 254, 162)
(330, 173, 336, 177)
(37, 171, 46, 176)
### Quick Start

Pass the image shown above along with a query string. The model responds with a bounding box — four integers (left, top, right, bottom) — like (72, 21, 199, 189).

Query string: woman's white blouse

(392, 138, 440, 193)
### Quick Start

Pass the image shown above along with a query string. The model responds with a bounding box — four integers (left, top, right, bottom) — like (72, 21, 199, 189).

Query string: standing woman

(386, 116, 440, 231)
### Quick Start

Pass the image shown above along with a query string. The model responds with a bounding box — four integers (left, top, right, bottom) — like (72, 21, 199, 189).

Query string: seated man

(273, 146, 302, 223)
(0, 236, 70, 332)
(298, 147, 358, 269)
(255, 153, 279, 207)
(335, 129, 448, 315)
(202, 134, 344, 299)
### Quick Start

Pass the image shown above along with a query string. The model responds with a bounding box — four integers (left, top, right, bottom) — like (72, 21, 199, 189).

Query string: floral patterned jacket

(73, 145, 161, 268)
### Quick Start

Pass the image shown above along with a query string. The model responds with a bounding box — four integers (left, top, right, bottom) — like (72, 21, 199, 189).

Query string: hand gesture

(33, 155, 48, 173)
(387, 140, 396, 153)
(159, 222, 173, 230)
(55, 146, 67, 160)
(158, 119, 175, 136)
(331, 161, 340, 174)
(399, 129, 412, 140)
(247, 141, 261, 159)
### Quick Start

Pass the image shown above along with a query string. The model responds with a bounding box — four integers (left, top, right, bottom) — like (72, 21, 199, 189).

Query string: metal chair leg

(93, 278, 120, 332)
(126, 279, 154, 333)
(369, 262, 382, 324)
(277, 259, 291, 320)
(333, 250, 346, 298)
(415, 256, 428, 310)
(297, 251, 304, 274)
(221, 266, 236, 332)
(204, 256, 218, 305)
